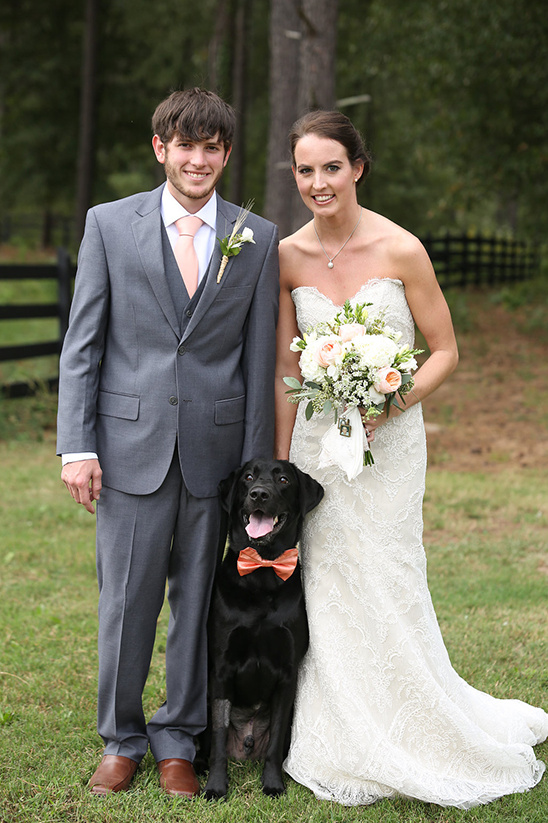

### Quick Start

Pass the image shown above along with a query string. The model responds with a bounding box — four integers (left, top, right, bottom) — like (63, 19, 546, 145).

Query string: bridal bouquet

(284, 300, 422, 479)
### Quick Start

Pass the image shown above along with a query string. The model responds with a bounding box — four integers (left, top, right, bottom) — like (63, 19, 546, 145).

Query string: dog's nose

(249, 485, 270, 503)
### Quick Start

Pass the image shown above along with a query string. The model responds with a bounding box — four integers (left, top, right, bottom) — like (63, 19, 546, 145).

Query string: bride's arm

(274, 255, 301, 461)
(365, 234, 459, 432)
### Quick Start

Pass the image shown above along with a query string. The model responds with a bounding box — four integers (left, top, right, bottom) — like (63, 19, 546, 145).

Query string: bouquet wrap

(318, 406, 369, 481)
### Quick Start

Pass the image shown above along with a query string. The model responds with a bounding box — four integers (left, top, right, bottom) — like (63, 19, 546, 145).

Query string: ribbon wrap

(318, 406, 370, 481)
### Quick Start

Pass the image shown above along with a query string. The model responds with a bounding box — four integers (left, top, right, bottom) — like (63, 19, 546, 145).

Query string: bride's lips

(312, 194, 335, 204)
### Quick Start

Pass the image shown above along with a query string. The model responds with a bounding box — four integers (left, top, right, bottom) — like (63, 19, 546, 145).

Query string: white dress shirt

(62, 185, 218, 466)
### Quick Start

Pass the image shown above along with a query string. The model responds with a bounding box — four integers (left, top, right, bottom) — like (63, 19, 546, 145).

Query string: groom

(57, 88, 279, 797)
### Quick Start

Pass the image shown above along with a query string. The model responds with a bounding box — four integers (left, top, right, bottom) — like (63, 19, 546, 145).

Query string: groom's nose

(188, 146, 207, 166)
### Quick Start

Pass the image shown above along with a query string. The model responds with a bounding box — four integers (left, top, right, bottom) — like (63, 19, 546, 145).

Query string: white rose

(240, 226, 255, 244)
(299, 347, 325, 382)
(368, 386, 386, 405)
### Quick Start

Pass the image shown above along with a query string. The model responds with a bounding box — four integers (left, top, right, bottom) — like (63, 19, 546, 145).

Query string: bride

(274, 109, 547, 808)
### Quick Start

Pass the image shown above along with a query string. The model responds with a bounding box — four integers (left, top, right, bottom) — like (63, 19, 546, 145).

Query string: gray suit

(57, 184, 279, 762)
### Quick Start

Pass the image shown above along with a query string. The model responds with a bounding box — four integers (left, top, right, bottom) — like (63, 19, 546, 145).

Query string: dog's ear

(218, 469, 239, 513)
(292, 465, 324, 515)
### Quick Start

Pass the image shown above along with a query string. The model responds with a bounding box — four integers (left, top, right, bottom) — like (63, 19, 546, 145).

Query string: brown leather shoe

(157, 758, 199, 798)
(89, 755, 138, 795)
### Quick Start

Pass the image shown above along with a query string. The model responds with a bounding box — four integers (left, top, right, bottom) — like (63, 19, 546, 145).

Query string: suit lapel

(181, 196, 238, 341)
(131, 185, 180, 337)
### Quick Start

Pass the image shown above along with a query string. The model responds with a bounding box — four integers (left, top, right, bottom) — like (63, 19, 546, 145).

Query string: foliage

(1, 1, 547, 242)
(338, 0, 548, 238)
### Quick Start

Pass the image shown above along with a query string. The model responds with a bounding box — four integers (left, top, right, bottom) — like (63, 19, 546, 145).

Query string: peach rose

(374, 366, 402, 394)
(338, 323, 366, 343)
(314, 336, 344, 368)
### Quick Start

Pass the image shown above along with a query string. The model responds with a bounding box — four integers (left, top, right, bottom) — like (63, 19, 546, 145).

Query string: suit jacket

(57, 185, 279, 498)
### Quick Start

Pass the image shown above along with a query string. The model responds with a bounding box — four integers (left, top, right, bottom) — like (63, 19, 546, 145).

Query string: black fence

(422, 233, 539, 288)
(0, 249, 75, 398)
(0, 213, 75, 251)
(0, 234, 542, 399)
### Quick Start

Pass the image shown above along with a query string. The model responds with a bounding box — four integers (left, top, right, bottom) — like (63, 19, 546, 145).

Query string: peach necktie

(174, 215, 203, 298)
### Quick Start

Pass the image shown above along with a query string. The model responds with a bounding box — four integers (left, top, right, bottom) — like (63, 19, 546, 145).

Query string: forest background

(1, 0, 547, 252)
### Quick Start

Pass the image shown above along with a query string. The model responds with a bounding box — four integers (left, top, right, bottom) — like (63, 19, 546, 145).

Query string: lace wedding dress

(284, 279, 548, 808)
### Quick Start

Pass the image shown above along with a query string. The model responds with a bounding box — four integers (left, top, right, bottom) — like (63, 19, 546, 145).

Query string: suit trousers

(95, 447, 222, 763)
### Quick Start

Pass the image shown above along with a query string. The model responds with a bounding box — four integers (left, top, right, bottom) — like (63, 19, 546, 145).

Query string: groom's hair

(152, 88, 236, 151)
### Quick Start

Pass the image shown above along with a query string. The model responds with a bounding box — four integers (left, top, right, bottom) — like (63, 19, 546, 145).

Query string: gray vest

(161, 226, 209, 336)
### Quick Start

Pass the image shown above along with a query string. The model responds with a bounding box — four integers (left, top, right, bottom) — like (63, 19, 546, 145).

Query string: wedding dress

(284, 279, 548, 808)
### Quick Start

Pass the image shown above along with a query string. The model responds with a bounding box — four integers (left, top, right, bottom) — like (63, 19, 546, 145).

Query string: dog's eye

(244, 472, 254, 482)
(279, 475, 290, 485)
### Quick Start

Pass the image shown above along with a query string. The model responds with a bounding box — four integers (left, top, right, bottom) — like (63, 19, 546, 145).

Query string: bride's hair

(289, 110, 372, 185)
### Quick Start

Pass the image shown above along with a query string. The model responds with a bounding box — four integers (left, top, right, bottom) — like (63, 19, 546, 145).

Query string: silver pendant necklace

(313, 208, 363, 269)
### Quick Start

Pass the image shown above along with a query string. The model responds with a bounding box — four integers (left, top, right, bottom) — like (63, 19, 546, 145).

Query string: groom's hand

(61, 458, 103, 514)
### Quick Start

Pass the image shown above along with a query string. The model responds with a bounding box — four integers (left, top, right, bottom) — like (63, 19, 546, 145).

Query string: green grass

(0, 437, 546, 822)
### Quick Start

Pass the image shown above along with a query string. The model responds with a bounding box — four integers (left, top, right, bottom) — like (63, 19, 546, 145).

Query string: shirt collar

(160, 184, 217, 232)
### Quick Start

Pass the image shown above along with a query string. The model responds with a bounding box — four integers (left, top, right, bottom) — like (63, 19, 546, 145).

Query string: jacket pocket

(214, 394, 245, 425)
(214, 285, 251, 301)
(97, 389, 140, 420)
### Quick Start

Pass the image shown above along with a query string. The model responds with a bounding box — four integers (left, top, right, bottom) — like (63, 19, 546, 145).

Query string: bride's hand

(359, 402, 404, 441)
(358, 409, 378, 442)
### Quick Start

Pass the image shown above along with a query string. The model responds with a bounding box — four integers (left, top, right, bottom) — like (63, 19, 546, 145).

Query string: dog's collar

(237, 547, 299, 581)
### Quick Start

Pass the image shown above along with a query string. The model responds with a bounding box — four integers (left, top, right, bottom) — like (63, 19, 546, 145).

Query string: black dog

(202, 458, 323, 799)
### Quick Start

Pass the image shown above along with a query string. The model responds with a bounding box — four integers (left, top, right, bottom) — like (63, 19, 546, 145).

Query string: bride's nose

(312, 171, 327, 190)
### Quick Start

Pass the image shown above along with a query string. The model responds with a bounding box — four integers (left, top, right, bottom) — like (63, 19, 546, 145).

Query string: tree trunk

(290, 0, 339, 231)
(75, 0, 99, 244)
(264, 0, 302, 237)
(297, 0, 338, 112)
(227, 0, 250, 205)
(208, 0, 230, 91)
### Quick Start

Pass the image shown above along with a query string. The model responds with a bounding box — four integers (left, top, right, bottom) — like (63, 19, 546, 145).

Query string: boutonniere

(216, 200, 256, 283)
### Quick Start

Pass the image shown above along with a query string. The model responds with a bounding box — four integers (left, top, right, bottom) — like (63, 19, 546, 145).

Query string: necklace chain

(313, 208, 363, 269)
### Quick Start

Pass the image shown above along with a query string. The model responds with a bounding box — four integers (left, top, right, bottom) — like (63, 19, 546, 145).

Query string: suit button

(169, 396, 178, 405)
(186, 310, 193, 317)
(178, 344, 186, 355)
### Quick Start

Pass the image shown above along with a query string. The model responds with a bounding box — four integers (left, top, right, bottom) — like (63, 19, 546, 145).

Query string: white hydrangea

(352, 334, 400, 369)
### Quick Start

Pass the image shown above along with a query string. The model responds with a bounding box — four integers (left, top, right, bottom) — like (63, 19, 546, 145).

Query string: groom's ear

(223, 145, 232, 167)
(152, 134, 166, 165)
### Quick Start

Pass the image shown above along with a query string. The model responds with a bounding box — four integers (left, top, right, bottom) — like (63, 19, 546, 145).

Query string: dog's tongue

(246, 512, 275, 539)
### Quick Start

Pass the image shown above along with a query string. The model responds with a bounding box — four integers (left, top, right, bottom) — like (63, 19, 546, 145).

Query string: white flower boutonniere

(217, 200, 256, 283)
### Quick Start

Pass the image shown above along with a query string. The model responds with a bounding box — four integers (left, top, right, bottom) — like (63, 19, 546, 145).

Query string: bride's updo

(289, 110, 372, 185)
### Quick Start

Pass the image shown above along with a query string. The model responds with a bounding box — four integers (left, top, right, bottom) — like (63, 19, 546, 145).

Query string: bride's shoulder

(366, 210, 430, 276)
(280, 222, 315, 257)
(279, 222, 317, 285)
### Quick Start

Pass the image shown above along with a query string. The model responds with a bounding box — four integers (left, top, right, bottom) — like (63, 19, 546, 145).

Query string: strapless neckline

(291, 278, 404, 308)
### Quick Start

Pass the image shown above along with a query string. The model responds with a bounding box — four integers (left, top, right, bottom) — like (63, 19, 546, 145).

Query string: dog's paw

(261, 769, 285, 797)
(262, 782, 286, 797)
(202, 780, 228, 801)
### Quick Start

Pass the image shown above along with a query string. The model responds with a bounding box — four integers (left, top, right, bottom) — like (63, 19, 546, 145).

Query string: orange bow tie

(237, 547, 299, 581)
